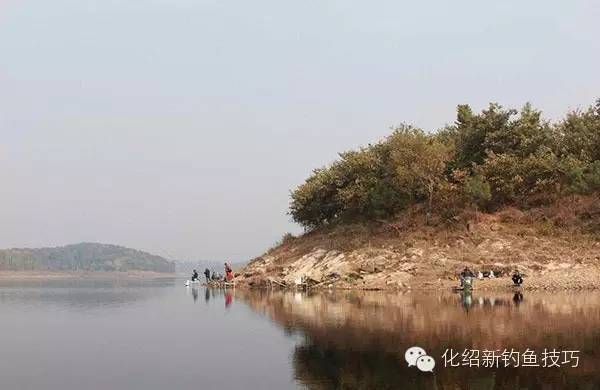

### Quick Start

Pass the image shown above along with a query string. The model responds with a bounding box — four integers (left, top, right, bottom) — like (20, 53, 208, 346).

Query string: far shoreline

(0, 271, 176, 281)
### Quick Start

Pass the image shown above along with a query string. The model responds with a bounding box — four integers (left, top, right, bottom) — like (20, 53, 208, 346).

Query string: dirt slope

(237, 197, 600, 290)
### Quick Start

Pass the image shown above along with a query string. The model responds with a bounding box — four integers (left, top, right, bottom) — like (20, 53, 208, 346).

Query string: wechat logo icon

(405, 346, 435, 372)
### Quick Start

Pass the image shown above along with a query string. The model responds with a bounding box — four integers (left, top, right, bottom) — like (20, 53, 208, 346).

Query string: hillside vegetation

(291, 100, 600, 228)
(0, 243, 175, 273)
(240, 101, 600, 290)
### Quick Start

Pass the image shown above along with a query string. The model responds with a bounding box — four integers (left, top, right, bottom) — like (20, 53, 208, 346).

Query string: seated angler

(512, 270, 524, 286)
(460, 267, 475, 289)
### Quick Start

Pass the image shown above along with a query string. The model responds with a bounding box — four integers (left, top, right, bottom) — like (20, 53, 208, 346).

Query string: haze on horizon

(1, 0, 599, 261)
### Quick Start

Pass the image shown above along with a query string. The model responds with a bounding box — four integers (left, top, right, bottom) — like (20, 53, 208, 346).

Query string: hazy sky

(1, 0, 599, 261)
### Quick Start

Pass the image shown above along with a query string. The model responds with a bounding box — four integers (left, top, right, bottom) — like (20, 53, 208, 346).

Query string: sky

(1, 0, 599, 261)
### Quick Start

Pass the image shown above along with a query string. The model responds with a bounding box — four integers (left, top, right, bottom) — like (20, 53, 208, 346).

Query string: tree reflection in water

(239, 290, 600, 389)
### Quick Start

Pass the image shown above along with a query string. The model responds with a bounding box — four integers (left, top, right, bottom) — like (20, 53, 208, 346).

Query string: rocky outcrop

(238, 208, 600, 290)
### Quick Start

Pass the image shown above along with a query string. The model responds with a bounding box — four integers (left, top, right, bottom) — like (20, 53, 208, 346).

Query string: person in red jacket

(224, 262, 234, 282)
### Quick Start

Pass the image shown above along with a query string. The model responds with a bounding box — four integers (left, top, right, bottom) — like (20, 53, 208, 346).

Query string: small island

(238, 100, 600, 291)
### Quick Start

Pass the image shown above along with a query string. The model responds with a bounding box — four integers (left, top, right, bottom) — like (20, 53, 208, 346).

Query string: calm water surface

(0, 279, 598, 389)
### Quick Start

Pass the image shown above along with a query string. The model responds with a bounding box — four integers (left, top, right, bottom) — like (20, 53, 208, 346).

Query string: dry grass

(240, 195, 600, 290)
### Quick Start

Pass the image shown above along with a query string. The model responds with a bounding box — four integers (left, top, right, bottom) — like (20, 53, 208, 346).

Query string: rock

(490, 241, 505, 250)
(437, 257, 448, 264)
(406, 248, 424, 257)
(399, 263, 416, 272)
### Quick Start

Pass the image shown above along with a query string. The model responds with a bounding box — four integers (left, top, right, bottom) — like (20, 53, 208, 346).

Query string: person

(460, 267, 475, 289)
(224, 262, 234, 282)
(191, 269, 199, 282)
(512, 271, 523, 286)
(204, 268, 211, 283)
(460, 267, 475, 278)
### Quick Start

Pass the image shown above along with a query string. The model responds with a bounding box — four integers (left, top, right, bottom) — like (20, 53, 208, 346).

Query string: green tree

(478, 149, 561, 206)
(557, 100, 600, 161)
(388, 126, 453, 221)
(463, 174, 492, 210)
(452, 103, 516, 169)
(289, 167, 342, 228)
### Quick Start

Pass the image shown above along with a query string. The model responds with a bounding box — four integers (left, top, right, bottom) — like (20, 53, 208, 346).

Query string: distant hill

(0, 243, 175, 273)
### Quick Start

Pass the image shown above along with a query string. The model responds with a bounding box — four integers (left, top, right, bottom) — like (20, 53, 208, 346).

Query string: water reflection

(0, 278, 175, 311)
(239, 290, 600, 389)
(188, 286, 235, 309)
(460, 291, 526, 313)
(0, 281, 295, 390)
(513, 292, 524, 306)
(225, 291, 234, 308)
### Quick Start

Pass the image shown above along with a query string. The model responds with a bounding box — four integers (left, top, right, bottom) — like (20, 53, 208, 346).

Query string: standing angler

(224, 262, 234, 282)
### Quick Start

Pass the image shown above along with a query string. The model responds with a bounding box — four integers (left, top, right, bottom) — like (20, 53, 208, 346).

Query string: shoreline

(2, 271, 598, 292)
(237, 262, 600, 292)
(237, 205, 600, 293)
(238, 281, 600, 292)
(0, 271, 176, 281)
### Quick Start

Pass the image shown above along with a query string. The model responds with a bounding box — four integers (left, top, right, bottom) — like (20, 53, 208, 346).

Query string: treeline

(0, 243, 175, 272)
(290, 100, 600, 228)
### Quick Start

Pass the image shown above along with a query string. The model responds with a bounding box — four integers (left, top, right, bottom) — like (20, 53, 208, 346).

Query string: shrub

(557, 99, 600, 161)
(478, 149, 562, 206)
(280, 233, 296, 245)
(463, 174, 492, 209)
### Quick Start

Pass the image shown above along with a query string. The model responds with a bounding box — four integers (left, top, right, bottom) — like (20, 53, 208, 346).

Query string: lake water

(1, 279, 598, 389)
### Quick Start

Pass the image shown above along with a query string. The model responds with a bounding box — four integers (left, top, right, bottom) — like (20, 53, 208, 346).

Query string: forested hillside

(0, 243, 175, 273)
(291, 100, 600, 228)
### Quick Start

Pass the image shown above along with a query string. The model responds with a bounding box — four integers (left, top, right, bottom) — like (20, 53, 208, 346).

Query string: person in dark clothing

(459, 267, 475, 289)
(460, 267, 475, 278)
(512, 271, 524, 286)
(204, 268, 211, 283)
(191, 269, 199, 282)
